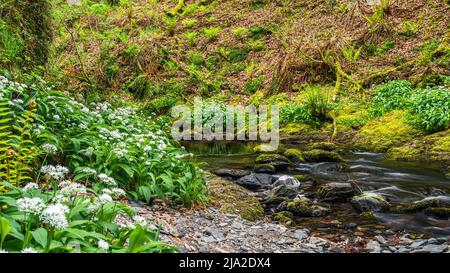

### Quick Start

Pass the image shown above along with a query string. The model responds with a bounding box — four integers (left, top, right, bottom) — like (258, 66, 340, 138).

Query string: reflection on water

(184, 141, 450, 236)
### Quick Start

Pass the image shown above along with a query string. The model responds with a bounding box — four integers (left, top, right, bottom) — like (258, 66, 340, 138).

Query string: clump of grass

(203, 27, 221, 41)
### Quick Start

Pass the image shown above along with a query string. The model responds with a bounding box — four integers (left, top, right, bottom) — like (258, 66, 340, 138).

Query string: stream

(182, 141, 450, 238)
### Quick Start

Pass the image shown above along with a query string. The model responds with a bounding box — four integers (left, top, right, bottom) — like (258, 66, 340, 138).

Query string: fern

(0, 99, 37, 189)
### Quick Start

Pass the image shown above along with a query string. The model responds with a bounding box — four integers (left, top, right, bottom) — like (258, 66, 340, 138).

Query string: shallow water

(184, 141, 450, 236)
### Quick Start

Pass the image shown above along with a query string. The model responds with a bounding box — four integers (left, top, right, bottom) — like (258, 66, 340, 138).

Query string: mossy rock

(399, 197, 450, 213)
(255, 153, 290, 171)
(424, 207, 450, 219)
(286, 200, 330, 217)
(351, 192, 390, 212)
(293, 174, 315, 183)
(253, 164, 275, 174)
(253, 144, 280, 153)
(317, 182, 356, 202)
(280, 123, 311, 135)
(273, 211, 294, 225)
(306, 142, 337, 151)
(283, 148, 305, 163)
(360, 211, 375, 219)
(354, 110, 421, 152)
(206, 174, 264, 221)
(385, 146, 422, 161)
(303, 149, 344, 162)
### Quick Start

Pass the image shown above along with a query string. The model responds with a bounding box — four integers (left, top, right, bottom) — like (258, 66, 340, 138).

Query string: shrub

(408, 87, 450, 132)
(370, 80, 413, 117)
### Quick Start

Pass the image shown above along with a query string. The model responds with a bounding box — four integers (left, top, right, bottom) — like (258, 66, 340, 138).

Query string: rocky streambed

(163, 140, 450, 253)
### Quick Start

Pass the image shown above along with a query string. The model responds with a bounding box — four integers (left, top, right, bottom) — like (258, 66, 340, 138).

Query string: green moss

(303, 149, 344, 162)
(306, 142, 337, 151)
(287, 200, 313, 215)
(273, 211, 294, 224)
(430, 132, 450, 161)
(424, 207, 450, 219)
(253, 164, 275, 174)
(385, 146, 421, 161)
(207, 175, 264, 221)
(280, 123, 312, 135)
(400, 199, 450, 213)
(360, 211, 375, 219)
(255, 154, 289, 164)
(293, 175, 314, 182)
(354, 110, 421, 152)
(283, 148, 304, 162)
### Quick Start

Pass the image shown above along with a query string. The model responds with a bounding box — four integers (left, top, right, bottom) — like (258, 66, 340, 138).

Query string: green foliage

(243, 76, 263, 94)
(408, 87, 450, 132)
(280, 104, 319, 126)
(182, 18, 197, 28)
(364, 0, 391, 34)
(232, 27, 249, 40)
(184, 31, 198, 45)
(370, 80, 413, 117)
(370, 80, 450, 132)
(341, 44, 361, 63)
(305, 88, 333, 121)
(203, 27, 221, 41)
(0, 184, 177, 253)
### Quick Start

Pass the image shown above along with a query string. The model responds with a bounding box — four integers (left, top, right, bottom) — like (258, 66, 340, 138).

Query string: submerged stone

(317, 182, 356, 202)
(271, 175, 301, 189)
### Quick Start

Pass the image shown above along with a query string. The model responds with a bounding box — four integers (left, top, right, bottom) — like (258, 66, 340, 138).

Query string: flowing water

(183, 141, 450, 237)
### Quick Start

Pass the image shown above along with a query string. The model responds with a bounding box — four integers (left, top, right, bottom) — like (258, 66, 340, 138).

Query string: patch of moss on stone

(286, 200, 330, 217)
(273, 211, 294, 224)
(293, 175, 315, 182)
(385, 146, 421, 161)
(360, 211, 375, 219)
(255, 154, 289, 164)
(430, 132, 450, 161)
(306, 142, 337, 151)
(206, 174, 264, 221)
(424, 207, 450, 219)
(253, 164, 275, 174)
(303, 149, 344, 162)
(354, 110, 422, 152)
(283, 148, 304, 162)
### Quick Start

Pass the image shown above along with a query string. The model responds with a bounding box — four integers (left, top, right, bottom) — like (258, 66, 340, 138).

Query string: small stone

(375, 235, 387, 244)
(366, 240, 381, 252)
(410, 240, 426, 248)
(421, 244, 448, 253)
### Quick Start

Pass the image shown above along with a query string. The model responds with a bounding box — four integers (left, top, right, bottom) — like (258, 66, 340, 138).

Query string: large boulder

(235, 173, 273, 191)
(213, 169, 251, 180)
(303, 149, 344, 162)
(351, 192, 390, 212)
(317, 182, 357, 202)
(255, 154, 290, 171)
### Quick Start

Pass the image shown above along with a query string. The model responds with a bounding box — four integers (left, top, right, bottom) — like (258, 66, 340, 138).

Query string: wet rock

(271, 175, 301, 189)
(286, 199, 330, 217)
(283, 148, 304, 163)
(375, 235, 387, 244)
(400, 195, 450, 213)
(255, 154, 291, 171)
(410, 240, 426, 248)
(351, 192, 390, 212)
(235, 173, 273, 191)
(303, 149, 344, 162)
(213, 169, 251, 180)
(424, 207, 450, 219)
(253, 164, 275, 174)
(306, 142, 337, 151)
(317, 182, 356, 202)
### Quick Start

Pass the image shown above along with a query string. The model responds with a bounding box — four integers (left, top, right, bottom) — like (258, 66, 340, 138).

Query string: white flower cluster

(98, 173, 117, 186)
(98, 240, 109, 251)
(22, 183, 39, 192)
(21, 247, 38, 253)
(17, 197, 46, 215)
(40, 165, 69, 180)
(42, 143, 58, 155)
(40, 204, 69, 230)
(102, 188, 126, 199)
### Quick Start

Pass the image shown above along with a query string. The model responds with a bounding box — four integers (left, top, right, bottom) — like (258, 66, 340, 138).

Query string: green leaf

(32, 228, 48, 249)
(0, 217, 12, 246)
(127, 226, 149, 253)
